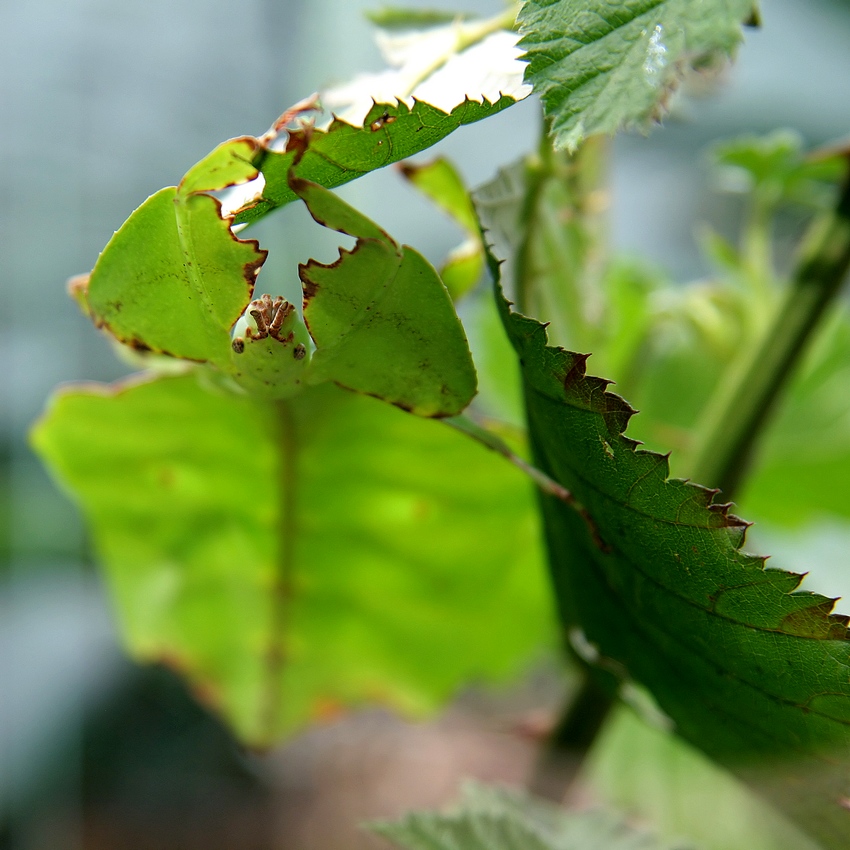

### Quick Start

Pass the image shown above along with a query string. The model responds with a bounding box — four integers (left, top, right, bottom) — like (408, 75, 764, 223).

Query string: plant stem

(528, 674, 613, 802)
(689, 168, 850, 496)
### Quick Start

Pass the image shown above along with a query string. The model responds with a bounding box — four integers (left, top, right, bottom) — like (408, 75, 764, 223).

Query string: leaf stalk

(689, 165, 850, 496)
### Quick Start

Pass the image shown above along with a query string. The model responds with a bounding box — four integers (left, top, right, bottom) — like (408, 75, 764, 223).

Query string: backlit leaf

(32, 372, 549, 746)
(83, 139, 267, 367)
(234, 97, 516, 226)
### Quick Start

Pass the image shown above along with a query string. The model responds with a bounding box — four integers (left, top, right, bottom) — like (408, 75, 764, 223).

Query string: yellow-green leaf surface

(32, 372, 549, 746)
(489, 248, 850, 849)
(296, 177, 477, 417)
(234, 97, 516, 227)
(518, 0, 756, 151)
(400, 157, 485, 299)
(84, 139, 266, 367)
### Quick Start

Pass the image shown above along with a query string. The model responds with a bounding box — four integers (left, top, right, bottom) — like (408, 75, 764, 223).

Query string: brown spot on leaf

(301, 276, 318, 301)
(562, 353, 590, 391)
(781, 599, 850, 639)
(127, 337, 153, 353)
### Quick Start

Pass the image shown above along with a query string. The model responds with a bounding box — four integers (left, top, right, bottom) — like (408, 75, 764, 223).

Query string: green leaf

(366, 7, 478, 29)
(295, 177, 477, 417)
(400, 157, 485, 299)
(487, 247, 850, 850)
(590, 706, 820, 850)
(234, 97, 516, 227)
(83, 138, 267, 367)
(31, 372, 550, 746)
(712, 131, 846, 209)
(518, 0, 756, 151)
(371, 781, 684, 850)
(473, 138, 609, 352)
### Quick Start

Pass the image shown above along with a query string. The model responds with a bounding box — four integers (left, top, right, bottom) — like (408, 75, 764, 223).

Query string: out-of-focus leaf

(366, 8, 477, 29)
(401, 157, 479, 234)
(488, 245, 850, 850)
(517, 0, 756, 151)
(82, 139, 266, 367)
(474, 139, 609, 352)
(372, 781, 685, 850)
(295, 177, 477, 417)
(235, 97, 517, 227)
(323, 11, 528, 129)
(589, 707, 819, 850)
(400, 156, 484, 298)
(712, 131, 846, 209)
(32, 372, 550, 746)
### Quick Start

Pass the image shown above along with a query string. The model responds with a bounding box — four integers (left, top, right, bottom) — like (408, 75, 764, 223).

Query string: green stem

(690, 169, 850, 496)
(741, 190, 776, 306)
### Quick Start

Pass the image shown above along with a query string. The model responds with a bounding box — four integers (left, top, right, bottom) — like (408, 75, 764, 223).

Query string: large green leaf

(234, 97, 516, 226)
(295, 176, 477, 416)
(371, 782, 684, 850)
(487, 247, 850, 849)
(31, 372, 550, 746)
(517, 0, 756, 151)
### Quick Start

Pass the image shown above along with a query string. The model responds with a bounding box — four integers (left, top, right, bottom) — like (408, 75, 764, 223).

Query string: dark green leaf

(295, 177, 477, 417)
(518, 0, 756, 150)
(487, 244, 850, 850)
(31, 372, 550, 746)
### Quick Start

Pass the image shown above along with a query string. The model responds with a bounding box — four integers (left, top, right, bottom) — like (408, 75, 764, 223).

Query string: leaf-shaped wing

(84, 139, 266, 366)
(296, 178, 477, 417)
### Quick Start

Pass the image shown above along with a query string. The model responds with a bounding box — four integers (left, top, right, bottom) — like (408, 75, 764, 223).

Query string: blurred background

(4, 0, 850, 848)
